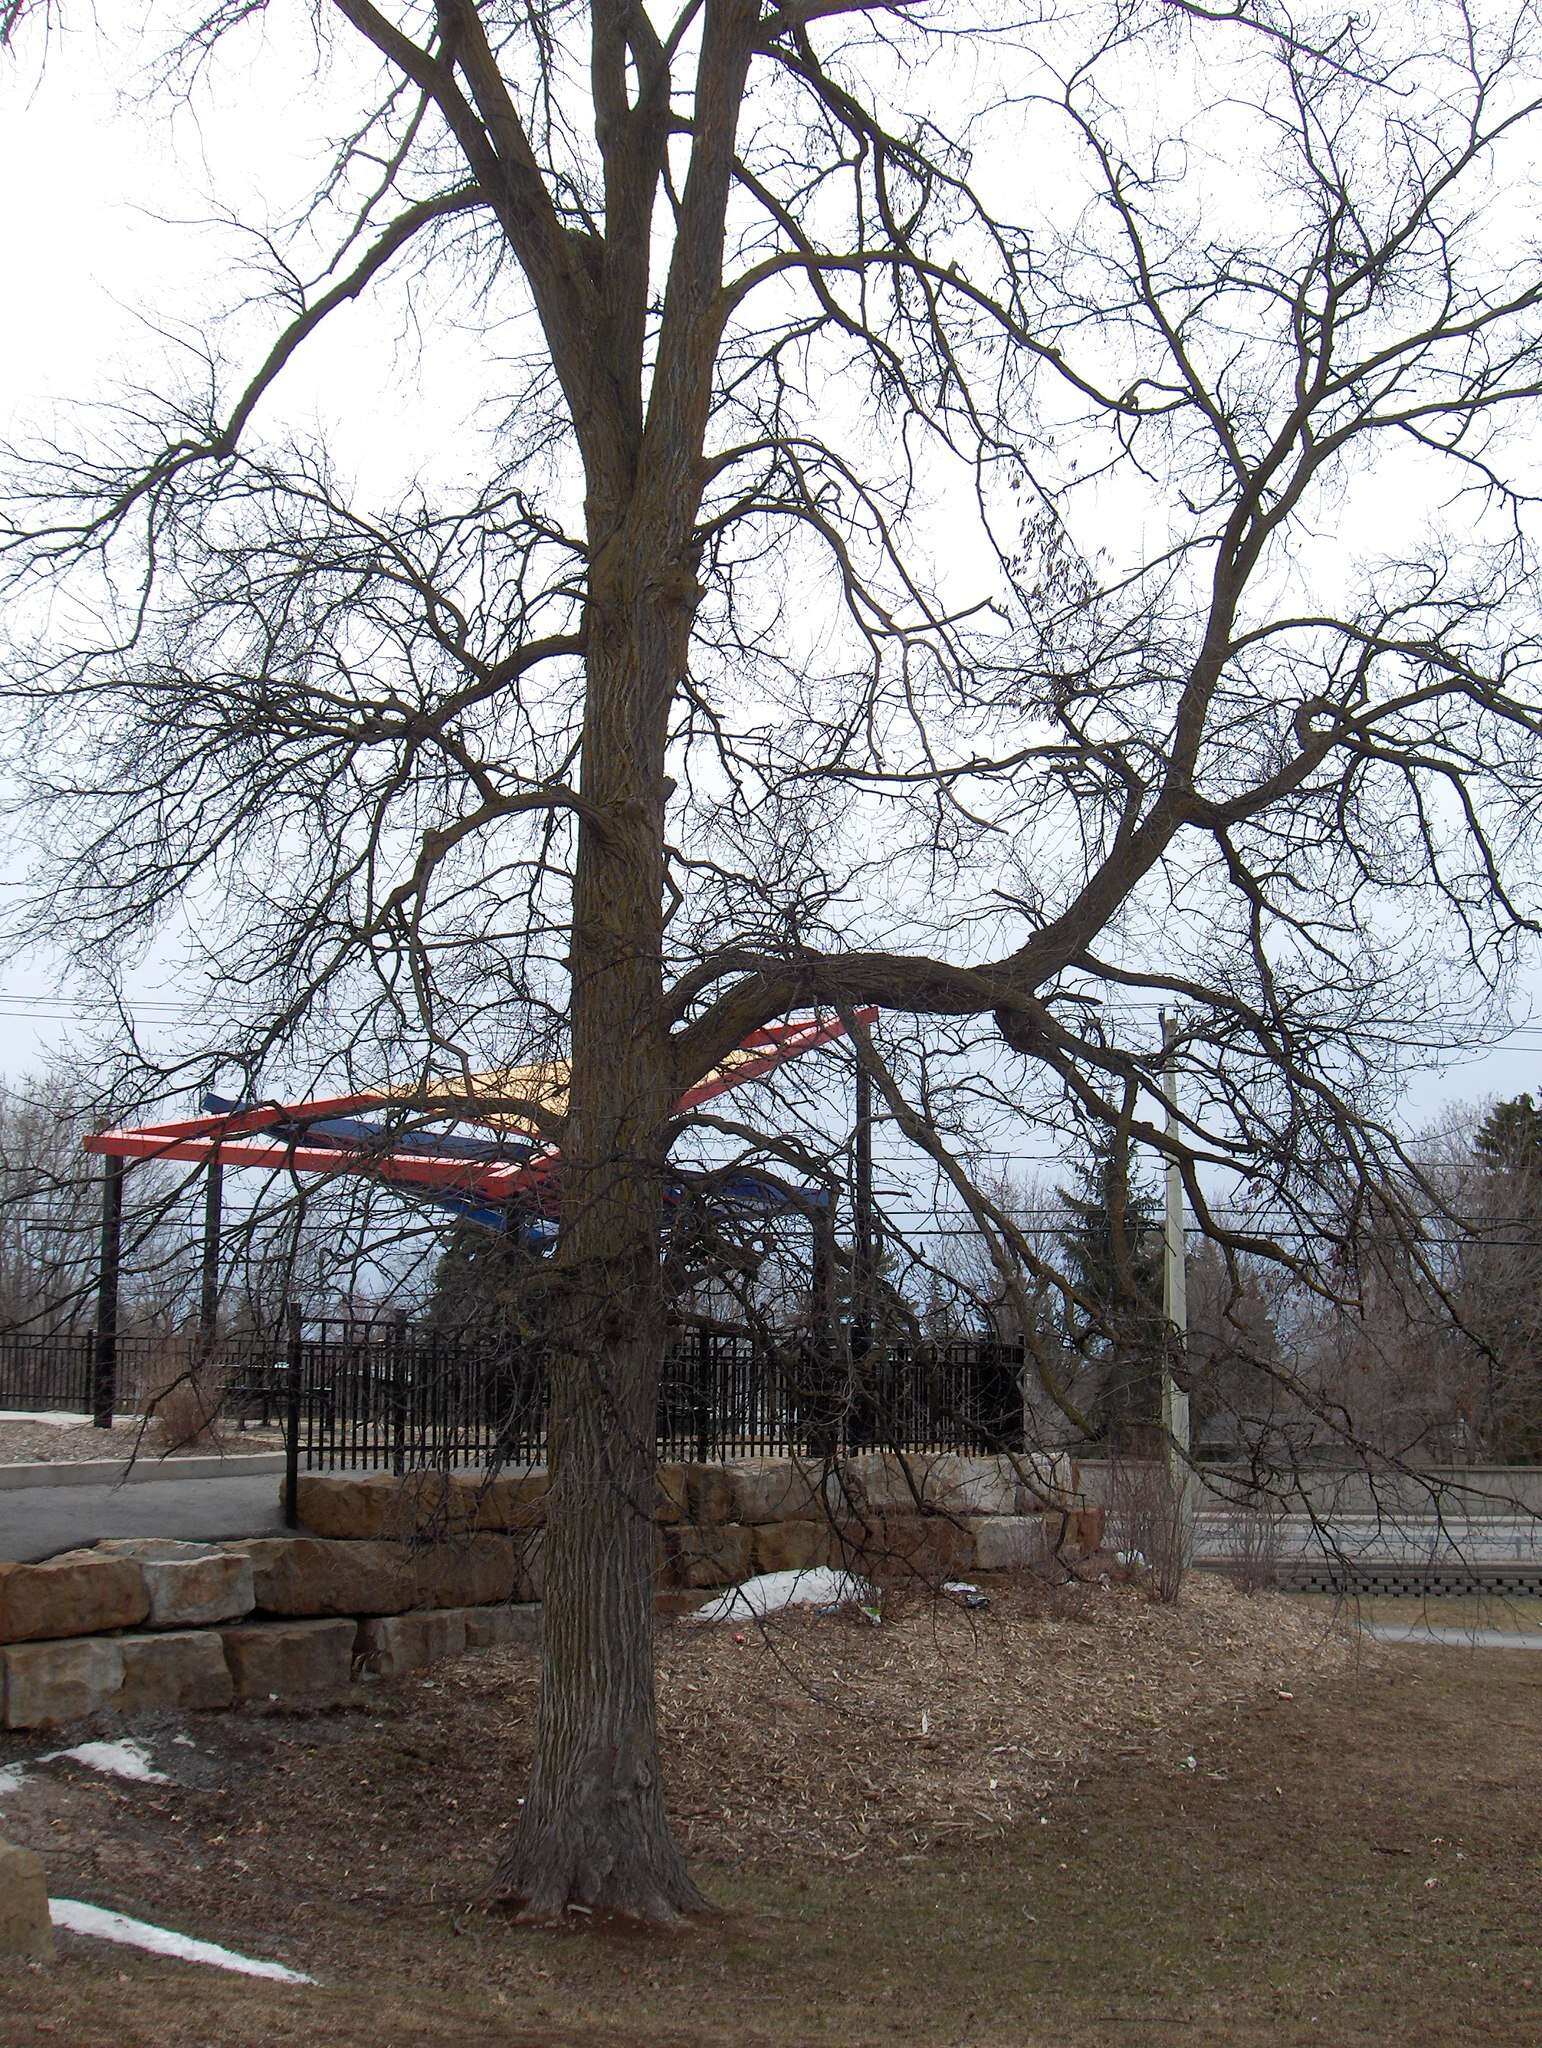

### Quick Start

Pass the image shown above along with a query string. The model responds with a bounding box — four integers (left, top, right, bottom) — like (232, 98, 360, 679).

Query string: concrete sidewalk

(0, 1470, 288, 1562)
(1362, 1621, 1542, 1650)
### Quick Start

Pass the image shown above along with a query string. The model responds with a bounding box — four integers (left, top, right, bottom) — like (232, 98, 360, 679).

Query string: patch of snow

(42, 1738, 169, 1784)
(49, 1899, 314, 1984)
(690, 1567, 874, 1623)
(0, 1762, 30, 1799)
(0, 1410, 94, 1427)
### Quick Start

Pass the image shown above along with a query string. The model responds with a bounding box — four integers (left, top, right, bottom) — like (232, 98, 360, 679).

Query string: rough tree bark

(492, 537, 709, 1917)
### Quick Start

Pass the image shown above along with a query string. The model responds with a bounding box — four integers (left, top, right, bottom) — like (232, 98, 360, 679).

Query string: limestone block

(454, 1471, 548, 1532)
(845, 1513, 976, 1582)
(668, 1523, 753, 1589)
(844, 1452, 937, 1516)
(221, 1619, 357, 1702)
(95, 1540, 254, 1630)
(725, 1458, 840, 1525)
(290, 1471, 445, 1541)
(654, 1587, 716, 1617)
(1006, 1452, 1077, 1513)
(225, 1534, 514, 1617)
(654, 1463, 690, 1524)
(462, 1604, 541, 1652)
(0, 1839, 52, 1960)
(751, 1520, 834, 1576)
(224, 1538, 413, 1617)
(967, 1515, 1051, 1572)
(0, 1555, 149, 1645)
(927, 1455, 1019, 1519)
(1, 1638, 125, 1730)
(497, 1471, 550, 1530)
(403, 1534, 517, 1611)
(511, 1528, 546, 1605)
(117, 1630, 234, 1714)
(356, 1609, 467, 1679)
(291, 1468, 549, 1540)
(683, 1463, 736, 1525)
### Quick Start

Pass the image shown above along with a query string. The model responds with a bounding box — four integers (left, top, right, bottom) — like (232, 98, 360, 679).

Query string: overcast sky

(3, 12, 1541, 1145)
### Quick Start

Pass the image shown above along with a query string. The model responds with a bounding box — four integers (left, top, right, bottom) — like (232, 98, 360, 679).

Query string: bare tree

(1297, 1101, 1542, 1460)
(0, 1073, 102, 1333)
(5, 0, 1542, 1922)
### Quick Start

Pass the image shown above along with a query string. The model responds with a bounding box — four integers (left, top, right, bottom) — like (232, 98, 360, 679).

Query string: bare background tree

(5, 0, 1542, 1923)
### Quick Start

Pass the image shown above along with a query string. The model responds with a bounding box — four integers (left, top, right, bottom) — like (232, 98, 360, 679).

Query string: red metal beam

(80, 1129, 539, 1192)
(81, 1011, 876, 1200)
(675, 1008, 875, 1110)
(83, 1092, 386, 1153)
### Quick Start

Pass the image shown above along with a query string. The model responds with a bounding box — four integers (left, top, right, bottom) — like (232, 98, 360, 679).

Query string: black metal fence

(0, 1328, 282, 1419)
(286, 1317, 1025, 1473)
(0, 1330, 97, 1415)
(1, 1317, 1026, 1469)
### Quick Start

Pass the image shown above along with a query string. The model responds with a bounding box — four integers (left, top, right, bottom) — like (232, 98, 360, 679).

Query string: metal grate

(1276, 1561, 1542, 1598)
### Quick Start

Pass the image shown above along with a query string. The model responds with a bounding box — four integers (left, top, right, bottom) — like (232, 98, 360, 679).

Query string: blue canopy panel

(200, 1096, 537, 1164)
(199, 1096, 824, 1235)
(694, 1173, 830, 1211)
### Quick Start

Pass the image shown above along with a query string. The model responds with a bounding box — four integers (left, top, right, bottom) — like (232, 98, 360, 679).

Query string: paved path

(1196, 1511, 1542, 1566)
(0, 1471, 287, 1562)
(1362, 1622, 1542, 1650)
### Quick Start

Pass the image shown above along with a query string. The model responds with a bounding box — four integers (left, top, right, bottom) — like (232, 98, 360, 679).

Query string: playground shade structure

(81, 1011, 872, 1229)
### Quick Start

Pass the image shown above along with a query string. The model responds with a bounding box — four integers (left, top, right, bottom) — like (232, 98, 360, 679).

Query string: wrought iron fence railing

(0, 1329, 284, 1420)
(285, 1317, 1026, 1473)
(0, 1318, 1027, 1471)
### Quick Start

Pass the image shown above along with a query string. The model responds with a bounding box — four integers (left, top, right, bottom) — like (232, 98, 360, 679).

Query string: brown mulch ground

(0, 1575, 1345, 1951)
(659, 1569, 1340, 1866)
(0, 1416, 283, 1465)
(4, 1576, 1539, 2047)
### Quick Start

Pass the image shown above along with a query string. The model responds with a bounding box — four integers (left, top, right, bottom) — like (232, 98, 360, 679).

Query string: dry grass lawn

(1, 1573, 1538, 2048)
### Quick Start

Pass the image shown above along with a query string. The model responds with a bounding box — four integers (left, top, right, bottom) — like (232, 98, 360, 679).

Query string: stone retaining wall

(0, 1452, 1103, 1731)
(289, 1449, 1080, 1542)
(0, 1594, 542, 1730)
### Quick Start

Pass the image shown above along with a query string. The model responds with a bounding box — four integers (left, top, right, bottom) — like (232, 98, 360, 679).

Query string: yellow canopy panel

(405, 1043, 767, 1134)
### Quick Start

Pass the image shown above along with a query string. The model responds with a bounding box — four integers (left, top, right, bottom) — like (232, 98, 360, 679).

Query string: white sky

(2, 10, 1541, 1147)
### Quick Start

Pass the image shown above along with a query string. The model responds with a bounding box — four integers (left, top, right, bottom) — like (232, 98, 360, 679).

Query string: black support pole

(92, 1156, 124, 1431)
(389, 1307, 408, 1478)
(283, 1299, 302, 1528)
(807, 1197, 839, 1460)
(852, 1059, 874, 1364)
(199, 1159, 223, 1349)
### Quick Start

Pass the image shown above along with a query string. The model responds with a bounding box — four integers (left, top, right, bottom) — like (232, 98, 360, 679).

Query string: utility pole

(1159, 1012, 1195, 1542)
(852, 1057, 874, 1364)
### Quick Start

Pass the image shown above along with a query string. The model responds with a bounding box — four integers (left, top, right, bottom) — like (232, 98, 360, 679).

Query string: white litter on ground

(0, 1762, 30, 1799)
(49, 1900, 315, 1983)
(42, 1738, 169, 1784)
(690, 1566, 874, 1623)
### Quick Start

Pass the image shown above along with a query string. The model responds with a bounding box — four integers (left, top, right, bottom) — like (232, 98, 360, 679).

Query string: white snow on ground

(49, 1900, 315, 1983)
(43, 1738, 169, 1784)
(690, 1567, 874, 1623)
(0, 1762, 30, 1799)
(0, 1410, 93, 1427)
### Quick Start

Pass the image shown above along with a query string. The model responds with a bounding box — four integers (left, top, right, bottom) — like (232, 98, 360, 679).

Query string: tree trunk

(492, 547, 707, 1924)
